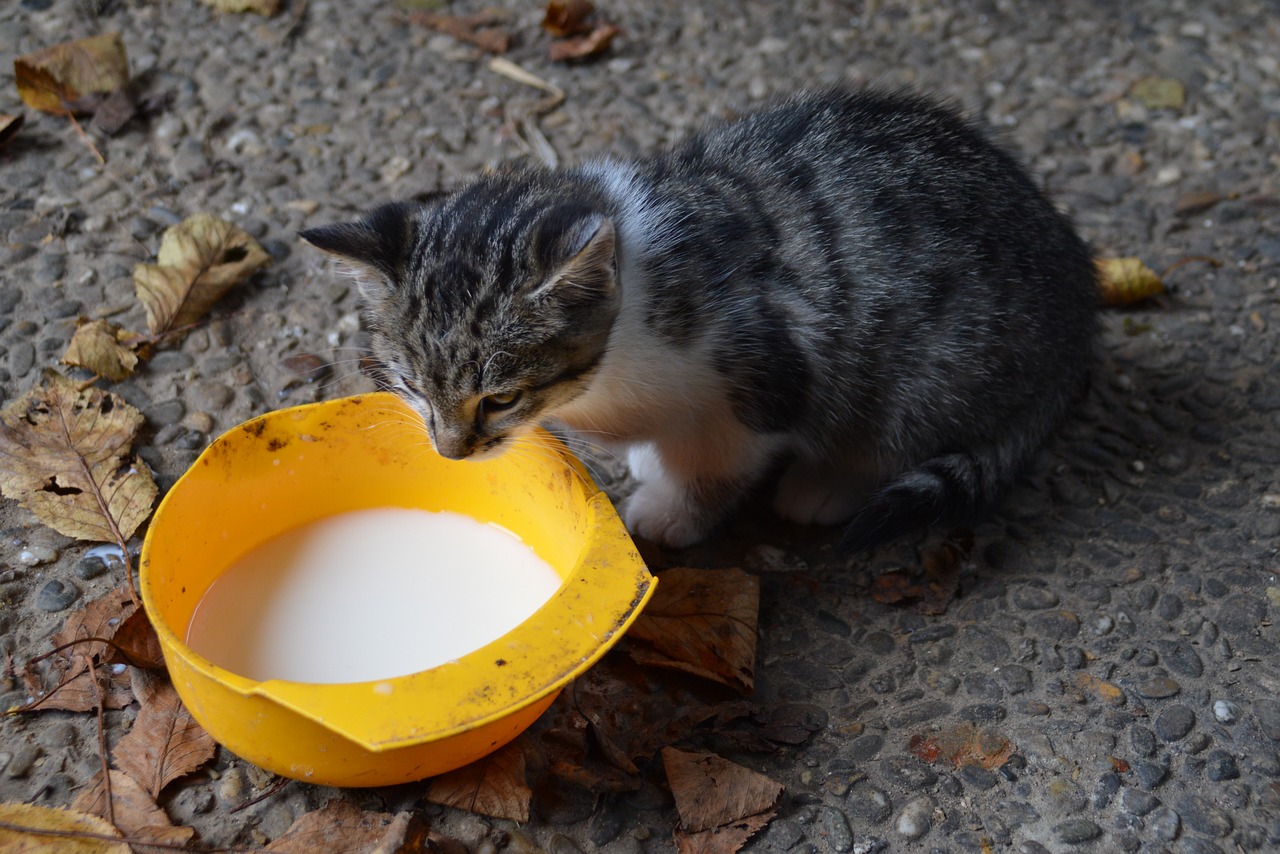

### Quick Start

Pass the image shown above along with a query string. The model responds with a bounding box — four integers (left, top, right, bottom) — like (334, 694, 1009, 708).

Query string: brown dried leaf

(0, 113, 24, 149)
(907, 722, 1014, 769)
(265, 799, 428, 853)
(541, 0, 594, 36)
(1096, 257, 1165, 306)
(548, 24, 619, 61)
(113, 669, 217, 798)
(868, 542, 962, 615)
(0, 801, 129, 853)
(0, 371, 157, 542)
(425, 741, 530, 822)
(627, 567, 759, 693)
(62, 319, 143, 382)
(201, 0, 282, 15)
(134, 213, 270, 337)
(662, 747, 782, 835)
(676, 812, 778, 854)
(71, 770, 195, 848)
(103, 609, 166, 671)
(51, 587, 135, 667)
(14, 33, 129, 116)
(409, 10, 511, 54)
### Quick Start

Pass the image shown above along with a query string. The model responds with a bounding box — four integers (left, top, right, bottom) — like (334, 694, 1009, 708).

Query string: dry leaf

(14, 33, 130, 116)
(541, 0, 594, 36)
(112, 669, 216, 798)
(907, 722, 1014, 769)
(425, 742, 530, 822)
(51, 587, 135, 666)
(0, 370, 157, 543)
(868, 541, 962, 615)
(1096, 257, 1165, 306)
(662, 747, 782, 854)
(265, 800, 428, 853)
(627, 567, 759, 693)
(201, 0, 282, 15)
(0, 113, 24, 149)
(103, 609, 166, 671)
(1130, 76, 1185, 111)
(548, 24, 619, 61)
(409, 10, 512, 54)
(19, 661, 133, 714)
(0, 801, 129, 853)
(62, 319, 142, 382)
(71, 770, 195, 848)
(133, 213, 270, 337)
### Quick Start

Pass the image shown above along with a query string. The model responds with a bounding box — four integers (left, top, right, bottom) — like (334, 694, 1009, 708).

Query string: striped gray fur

(301, 88, 1098, 550)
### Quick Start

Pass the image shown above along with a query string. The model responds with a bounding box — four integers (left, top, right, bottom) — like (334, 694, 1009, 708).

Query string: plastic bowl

(140, 392, 655, 787)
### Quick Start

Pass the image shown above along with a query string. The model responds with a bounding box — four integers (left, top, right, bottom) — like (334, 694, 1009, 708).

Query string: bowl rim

(140, 392, 656, 753)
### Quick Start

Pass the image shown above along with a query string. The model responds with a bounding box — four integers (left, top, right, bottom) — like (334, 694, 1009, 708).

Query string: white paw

(626, 443, 665, 482)
(623, 480, 706, 548)
(773, 462, 864, 525)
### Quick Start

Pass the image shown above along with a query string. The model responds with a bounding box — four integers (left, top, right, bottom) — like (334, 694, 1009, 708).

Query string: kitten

(301, 88, 1097, 551)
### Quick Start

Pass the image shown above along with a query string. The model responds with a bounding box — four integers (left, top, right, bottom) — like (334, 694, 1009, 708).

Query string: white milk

(185, 508, 562, 684)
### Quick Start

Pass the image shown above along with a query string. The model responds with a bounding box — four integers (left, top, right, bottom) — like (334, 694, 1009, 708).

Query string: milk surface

(185, 508, 562, 683)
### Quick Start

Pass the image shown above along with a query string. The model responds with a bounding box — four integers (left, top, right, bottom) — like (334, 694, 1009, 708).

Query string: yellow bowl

(140, 392, 655, 787)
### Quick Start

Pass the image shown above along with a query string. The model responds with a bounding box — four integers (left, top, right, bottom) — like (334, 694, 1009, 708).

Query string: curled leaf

(409, 10, 512, 54)
(0, 113, 24, 149)
(265, 800, 428, 853)
(14, 33, 129, 116)
(0, 370, 157, 543)
(662, 747, 782, 854)
(0, 801, 128, 853)
(62, 319, 143, 382)
(133, 213, 270, 337)
(627, 567, 759, 694)
(542, 0, 595, 36)
(1096, 257, 1165, 306)
(548, 24, 619, 61)
(425, 741, 530, 822)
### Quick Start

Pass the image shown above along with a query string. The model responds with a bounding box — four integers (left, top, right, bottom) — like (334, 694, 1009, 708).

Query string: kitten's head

(301, 174, 619, 460)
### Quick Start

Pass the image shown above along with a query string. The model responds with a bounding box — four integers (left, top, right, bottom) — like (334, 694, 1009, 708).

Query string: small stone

(1011, 586, 1059, 609)
(894, 795, 933, 840)
(35, 580, 80, 612)
(958, 764, 998, 790)
(1212, 700, 1238, 724)
(144, 399, 186, 427)
(1176, 793, 1233, 837)
(184, 411, 216, 434)
(761, 817, 804, 850)
(4, 745, 41, 779)
(880, 756, 937, 790)
(1017, 844, 1050, 854)
(149, 351, 195, 372)
(1154, 705, 1195, 741)
(8, 341, 35, 377)
(1131, 759, 1169, 790)
(587, 806, 625, 846)
(188, 380, 234, 411)
(547, 834, 583, 854)
(1027, 609, 1080, 640)
(18, 545, 57, 565)
(1119, 788, 1159, 816)
(76, 556, 110, 580)
(816, 806, 854, 852)
(282, 353, 330, 382)
(1092, 771, 1120, 809)
(1204, 749, 1239, 781)
(1155, 639, 1203, 677)
(217, 767, 244, 802)
(1053, 819, 1101, 844)
(846, 785, 892, 824)
(1253, 699, 1280, 740)
(1149, 805, 1180, 840)
(1137, 677, 1181, 699)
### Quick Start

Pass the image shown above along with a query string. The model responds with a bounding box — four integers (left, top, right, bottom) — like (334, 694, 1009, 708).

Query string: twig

(1160, 254, 1221, 279)
(229, 774, 289, 813)
(0, 818, 257, 852)
(91, 665, 115, 830)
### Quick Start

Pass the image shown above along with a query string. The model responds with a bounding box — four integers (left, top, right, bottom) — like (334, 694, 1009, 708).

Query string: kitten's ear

(299, 201, 416, 290)
(533, 218, 617, 304)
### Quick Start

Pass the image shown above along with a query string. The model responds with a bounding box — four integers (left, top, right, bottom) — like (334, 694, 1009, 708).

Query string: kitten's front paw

(623, 480, 707, 549)
(774, 461, 864, 525)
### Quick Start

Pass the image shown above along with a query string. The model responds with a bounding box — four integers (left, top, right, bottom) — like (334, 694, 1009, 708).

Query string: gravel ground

(3, 0, 1280, 851)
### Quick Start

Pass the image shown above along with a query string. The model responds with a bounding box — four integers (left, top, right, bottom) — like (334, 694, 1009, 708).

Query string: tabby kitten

(301, 88, 1097, 550)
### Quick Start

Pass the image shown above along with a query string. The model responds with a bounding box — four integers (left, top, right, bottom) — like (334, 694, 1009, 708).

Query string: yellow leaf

(14, 32, 129, 115)
(1095, 257, 1165, 306)
(1130, 77, 1185, 111)
(0, 370, 158, 542)
(0, 801, 129, 853)
(62, 319, 142, 382)
(201, 0, 282, 15)
(133, 213, 270, 337)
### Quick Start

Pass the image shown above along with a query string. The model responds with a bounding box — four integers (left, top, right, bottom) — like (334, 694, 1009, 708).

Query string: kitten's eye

(481, 390, 523, 413)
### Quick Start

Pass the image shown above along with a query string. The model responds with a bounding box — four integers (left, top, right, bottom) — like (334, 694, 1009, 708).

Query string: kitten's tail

(840, 446, 1025, 552)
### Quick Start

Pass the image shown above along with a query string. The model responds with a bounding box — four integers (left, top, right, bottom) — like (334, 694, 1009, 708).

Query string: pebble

(188, 379, 234, 411)
(17, 545, 57, 565)
(1213, 700, 1239, 723)
(761, 817, 804, 850)
(1053, 819, 1101, 844)
(1155, 704, 1196, 741)
(846, 785, 892, 824)
(1131, 759, 1169, 790)
(1017, 844, 1050, 854)
(1137, 677, 1181, 699)
(1120, 788, 1159, 816)
(144, 399, 187, 427)
(149, 351, 195, 372)
(1204, 749, 1240, 781)
(958, 764, 998, 790)
(1155, 638, 1204, 677)
(587, 806, 624, 846)
(1254, 699, 1280, 740)
(1011, 586, 1059, 609)
(8, 341, 35, 377)
(1177, 793, 1234, 837)
(35, 579, 80, 612)
(894, 796, 934, 840)
(880, 756, 938, 790)
(1149, 805, 1181, 840)
(547, 834, 583, 854)
(76, 556, 110, 580)
(1027, 610, 1080, 640)
(4, 745, 41, 779)
(816, 806, 854, 852)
